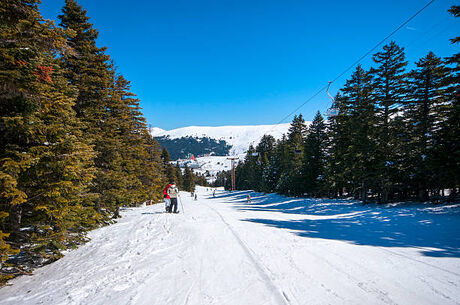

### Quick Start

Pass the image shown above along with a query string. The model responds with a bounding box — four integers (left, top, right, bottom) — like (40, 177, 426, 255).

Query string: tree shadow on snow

(141, 212, 163, 215)
(220, 191, 460, 258)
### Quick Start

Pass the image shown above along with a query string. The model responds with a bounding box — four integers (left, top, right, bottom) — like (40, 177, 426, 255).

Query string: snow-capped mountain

(150, 123, 294, 155)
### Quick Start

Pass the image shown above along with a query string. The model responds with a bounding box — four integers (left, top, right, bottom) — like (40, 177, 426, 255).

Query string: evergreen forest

(234, 6, 459, 204)
(0, 0, 174, 282)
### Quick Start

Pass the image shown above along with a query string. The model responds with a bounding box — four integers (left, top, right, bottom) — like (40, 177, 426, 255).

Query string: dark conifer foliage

(341, 65, 376, 203)
(438, 5, 460, 200)
(302, 111, 327, 197)
(182, 165, 195, 192)
(371, 41, 408, 203)
(0, 0, 165, 281)
(161, 146, 176, 184)
(406, 52, 451, 201)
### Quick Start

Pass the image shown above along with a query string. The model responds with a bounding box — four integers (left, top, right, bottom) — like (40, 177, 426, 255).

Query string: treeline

(236, 7, 459, 204)
(213, 171, 232, 189)
(156, 136, 231, 160)
(160, 148, 209, 192)
(0, 0, 167, 281)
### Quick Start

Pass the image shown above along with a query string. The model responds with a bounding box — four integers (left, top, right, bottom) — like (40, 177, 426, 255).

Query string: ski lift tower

(227, 157, 238, 191)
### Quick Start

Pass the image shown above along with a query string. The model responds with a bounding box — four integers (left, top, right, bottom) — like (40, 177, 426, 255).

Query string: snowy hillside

(2, 187, 459, 305)
(177, 155, 246, 182)
(151, 123, 294, 155)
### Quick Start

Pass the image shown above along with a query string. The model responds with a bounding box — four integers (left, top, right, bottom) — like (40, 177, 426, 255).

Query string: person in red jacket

(163, 183, 172, 212)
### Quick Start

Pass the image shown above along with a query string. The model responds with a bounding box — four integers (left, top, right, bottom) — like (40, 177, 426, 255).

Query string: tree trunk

(362, 181, 367, 204)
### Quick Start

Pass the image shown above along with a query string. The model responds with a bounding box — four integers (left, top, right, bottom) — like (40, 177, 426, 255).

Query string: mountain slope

(151, 123, 294, 155)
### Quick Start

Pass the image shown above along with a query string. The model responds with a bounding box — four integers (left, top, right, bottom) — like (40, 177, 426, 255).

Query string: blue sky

(40, 0, 458, 130)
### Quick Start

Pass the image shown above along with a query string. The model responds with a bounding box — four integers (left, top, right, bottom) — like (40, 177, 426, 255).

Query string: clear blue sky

(40, 0, 458, 130)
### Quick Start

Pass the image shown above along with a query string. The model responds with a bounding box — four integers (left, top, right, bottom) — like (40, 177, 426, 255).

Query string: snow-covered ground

(1, 187, 459, 305)
(151, 123, 293, 155)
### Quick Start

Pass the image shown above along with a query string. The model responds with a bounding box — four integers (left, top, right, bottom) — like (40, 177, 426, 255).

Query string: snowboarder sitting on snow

(163, 183, 172, 212)
(167, 183, 180, 213)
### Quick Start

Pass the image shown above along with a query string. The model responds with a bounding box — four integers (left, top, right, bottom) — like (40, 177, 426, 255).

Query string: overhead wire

(269, 0, 436, 128)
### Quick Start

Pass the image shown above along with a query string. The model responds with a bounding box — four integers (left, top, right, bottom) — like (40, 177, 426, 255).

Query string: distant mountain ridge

(150, 123, 295, 156)
(155, 136, 231, 160)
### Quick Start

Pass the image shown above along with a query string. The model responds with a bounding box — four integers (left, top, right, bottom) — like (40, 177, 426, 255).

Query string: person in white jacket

(167, 183, 180, 213)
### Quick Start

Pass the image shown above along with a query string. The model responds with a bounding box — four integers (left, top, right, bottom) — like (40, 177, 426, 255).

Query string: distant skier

(246, 194, 251, 204)
(167, 183, 180, 213)
(213, 190, 216, 197)
(163, 183, 172, 212)
(194, 193, 197, 201)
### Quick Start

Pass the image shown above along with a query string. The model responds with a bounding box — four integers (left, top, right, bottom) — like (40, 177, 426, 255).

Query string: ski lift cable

(269, 0, 435, 129)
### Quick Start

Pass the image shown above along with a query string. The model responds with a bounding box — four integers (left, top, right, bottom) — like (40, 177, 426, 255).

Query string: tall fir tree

(324, 93, 353, 197)
(182, 165, 195, 192)
(371, 41, 408, 203)
(302, 111, 327, 197)
(174, 162, 183, 188)
(111, 75, 165, 207)
(161, 147, 176, 184)
(406, 52, 450, 201)
(340, 65, 376, 203)
(59, 0, 128, 215)
(280, 115, 307, 196)
(261, 138, 283, 193)
(256, 135, 276, 192)
(435, 6, 460, 200)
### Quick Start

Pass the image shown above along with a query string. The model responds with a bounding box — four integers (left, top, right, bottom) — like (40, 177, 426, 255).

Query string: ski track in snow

(1, 187, 459, 305)
(203, 202, 290, 305)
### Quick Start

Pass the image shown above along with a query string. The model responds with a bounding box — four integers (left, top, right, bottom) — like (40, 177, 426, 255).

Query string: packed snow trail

(1, 187, 459, 305)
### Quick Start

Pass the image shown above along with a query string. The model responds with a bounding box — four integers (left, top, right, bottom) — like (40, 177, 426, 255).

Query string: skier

(163, 183, 172, 212)
(194, 193, 197, 201)
(167, 182, 180, 213)
(246, 194, 251, 203)
(213, 189, 216, 197)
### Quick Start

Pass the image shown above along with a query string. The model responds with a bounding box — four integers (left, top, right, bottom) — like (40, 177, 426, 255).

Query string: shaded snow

(1, 187, 459, 305)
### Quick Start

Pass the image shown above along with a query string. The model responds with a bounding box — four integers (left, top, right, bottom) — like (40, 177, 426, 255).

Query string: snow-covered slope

(179, 155, 246, 182)
(2, 187, 459, 305)
(151, 123, 294, 154)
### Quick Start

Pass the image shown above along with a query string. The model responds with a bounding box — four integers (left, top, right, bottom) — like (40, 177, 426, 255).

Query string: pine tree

(256, 135, 276, 192)
(274, 135, 292, 194)
(261, 138, 283, 193)
(238, 145, 258, 190)
(160, 146, 176, 186)
(324, 93, 352, 197)
(371, 42, 408, 202)
(58, 0, 122, 216)
(161, 147, 171, 163)
(182, 165, 195, 192)
(141, 133, 165, 203)
(280, 115, 307, 196)
(302, 111, 327, 196)
(174, 162, 183, 188)
(435, 6, 460, 200)
(340, 65, 376, 203)
(111, 75, 165, 207)
(406, 52, 450, 201)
